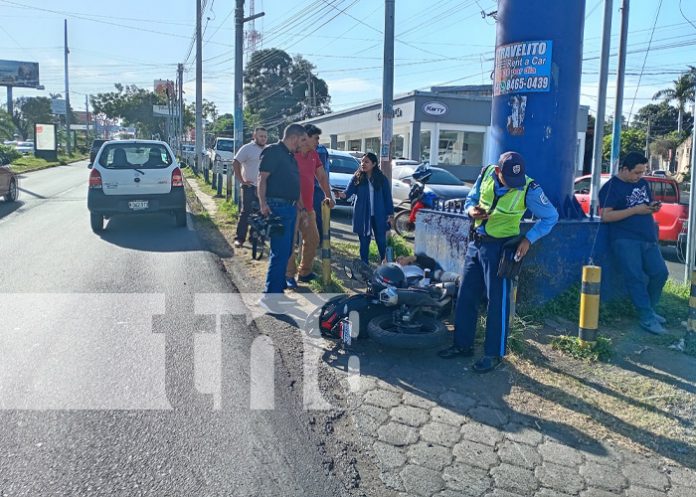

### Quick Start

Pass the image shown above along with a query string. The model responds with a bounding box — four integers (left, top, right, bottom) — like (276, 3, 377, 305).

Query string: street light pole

(684, 103, 696, 284)
(380, 0, 395, 183)
(589, 0, 613, 219)
(64, 19, 72, 156)
(195, 0, 204, 176)
(610, 0, 629, 175)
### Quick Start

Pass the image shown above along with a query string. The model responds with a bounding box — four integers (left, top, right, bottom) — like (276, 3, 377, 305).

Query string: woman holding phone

(337, 152, 394, 263)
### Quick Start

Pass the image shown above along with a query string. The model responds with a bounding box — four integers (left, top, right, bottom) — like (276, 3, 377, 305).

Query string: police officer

(438, 151, 559, 373)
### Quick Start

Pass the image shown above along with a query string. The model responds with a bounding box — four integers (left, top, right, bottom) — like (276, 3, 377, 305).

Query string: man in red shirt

(286, 124, 334, 287)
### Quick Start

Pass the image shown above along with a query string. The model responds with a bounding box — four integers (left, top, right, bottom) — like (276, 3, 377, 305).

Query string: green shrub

(0, 144, 21, 165)
(550, 335, 613, 362)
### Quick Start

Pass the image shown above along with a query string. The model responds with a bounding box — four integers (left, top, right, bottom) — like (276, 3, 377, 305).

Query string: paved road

(0, 162, 347, 496)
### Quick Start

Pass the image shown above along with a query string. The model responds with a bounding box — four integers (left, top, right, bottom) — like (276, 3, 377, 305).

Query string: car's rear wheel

(90, 212, 104, 232)
(175, 208, 187, 227)
(4, 178, 17, 203)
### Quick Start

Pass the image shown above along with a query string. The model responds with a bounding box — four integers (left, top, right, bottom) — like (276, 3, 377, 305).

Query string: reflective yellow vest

(475, 165, 533, 238)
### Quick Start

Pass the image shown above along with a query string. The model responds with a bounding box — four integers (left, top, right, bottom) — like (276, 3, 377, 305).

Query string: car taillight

(172, 167, 183, 187)
(89, 169, 102, 189)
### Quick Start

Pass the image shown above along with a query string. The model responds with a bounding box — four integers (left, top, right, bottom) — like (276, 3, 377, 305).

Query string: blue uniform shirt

(464, 169, 559, 244)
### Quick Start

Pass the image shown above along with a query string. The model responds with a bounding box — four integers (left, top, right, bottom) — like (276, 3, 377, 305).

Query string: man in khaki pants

(286, 124, 333, 288)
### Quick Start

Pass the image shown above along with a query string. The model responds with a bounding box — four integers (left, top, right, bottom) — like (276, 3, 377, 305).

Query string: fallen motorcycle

(310, 259, 458, 349)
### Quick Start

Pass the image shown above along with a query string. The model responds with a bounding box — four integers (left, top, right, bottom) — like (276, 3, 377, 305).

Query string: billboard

(35, 124, 56, 151)
(0, 60, 40, 88)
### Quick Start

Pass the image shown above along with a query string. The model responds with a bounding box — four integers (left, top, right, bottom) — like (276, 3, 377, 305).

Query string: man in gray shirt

(233, 127, 268, 247)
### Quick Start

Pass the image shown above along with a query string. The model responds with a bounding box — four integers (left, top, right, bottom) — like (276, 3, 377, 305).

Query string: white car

(87, 140, 187, 232)
(326, 149, 360, 206)
(208, 137, 235, 173)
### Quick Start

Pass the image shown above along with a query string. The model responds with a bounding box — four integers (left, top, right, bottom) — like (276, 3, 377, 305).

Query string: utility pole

(64, 19, 72, 155)
(234, 0, 264, 199)
(178, 63, 184, 150)
(196, 0, 204, 177)
(85, 94, 90, 140)
(645, 117, 650, 160)
(6, 86, 12, 117)
(380, 0, 395, 183)
(684, 103, 696, 285)
(589, 0, 613, 219)
(610, 0, 629, 175)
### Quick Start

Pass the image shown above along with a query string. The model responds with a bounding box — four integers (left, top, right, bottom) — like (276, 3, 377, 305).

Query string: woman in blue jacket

(338, 152, 394, 263)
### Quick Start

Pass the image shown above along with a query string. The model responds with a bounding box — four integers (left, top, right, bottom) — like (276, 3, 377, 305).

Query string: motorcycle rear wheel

(367, 314, 447, 349)
(393, 210, 415, 240)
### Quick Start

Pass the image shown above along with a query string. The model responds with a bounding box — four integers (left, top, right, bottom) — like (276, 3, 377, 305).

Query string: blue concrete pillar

(489, 0, 586, 218)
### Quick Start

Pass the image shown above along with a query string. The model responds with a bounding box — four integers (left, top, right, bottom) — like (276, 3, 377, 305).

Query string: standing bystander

(285, 124, 334, 288)
(233, 127, 268, 248)
(598, 151, 669, 334)
(257, 124, 307, 309)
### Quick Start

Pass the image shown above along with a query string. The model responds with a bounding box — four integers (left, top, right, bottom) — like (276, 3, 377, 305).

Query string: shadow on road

(0, 200, 23, 220)
(97, 213, 205, 253)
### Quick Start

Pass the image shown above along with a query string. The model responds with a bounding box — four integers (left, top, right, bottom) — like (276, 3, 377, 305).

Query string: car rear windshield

(216, 140, 235, 152)
(329, 156, 359, 174)
(98, 144, 173, 169)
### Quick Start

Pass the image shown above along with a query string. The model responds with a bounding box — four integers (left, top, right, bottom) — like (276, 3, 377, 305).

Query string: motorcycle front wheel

(393, 210, 415, 240)
(367, 314, 447, 349)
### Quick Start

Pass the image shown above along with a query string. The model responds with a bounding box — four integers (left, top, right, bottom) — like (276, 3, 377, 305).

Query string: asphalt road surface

(0, 162, 347, 496)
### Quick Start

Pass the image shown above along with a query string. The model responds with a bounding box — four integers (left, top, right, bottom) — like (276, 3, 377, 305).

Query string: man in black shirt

(258, 123, 307, 303)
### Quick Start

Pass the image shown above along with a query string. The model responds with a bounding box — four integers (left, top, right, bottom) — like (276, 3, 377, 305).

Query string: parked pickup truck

(207, 137, 235, 174)
(574, 174, 688, 245)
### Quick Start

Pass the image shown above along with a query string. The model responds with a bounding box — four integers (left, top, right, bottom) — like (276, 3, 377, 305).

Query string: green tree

(652, 72, 696, 133)
(11, 96, 53, 139)
(602, 128, 646, 163)
(650, 130, 685, 165)
(92, 84, 169, 138)
(632, 101, 693, 136)
(244, 49, 330, 130)
(209, 113, 234, 136)
(0, 110, 17, 140)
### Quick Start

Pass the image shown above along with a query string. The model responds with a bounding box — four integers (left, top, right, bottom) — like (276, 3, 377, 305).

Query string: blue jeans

(611, 238, 669, 321)
(358, 217, 387, 264)
(454, 239, 512, 357)
(264, 199, 297, 294)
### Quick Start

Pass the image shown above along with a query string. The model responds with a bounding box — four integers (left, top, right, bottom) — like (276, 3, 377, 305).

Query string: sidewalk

(184, 177, 696, 497)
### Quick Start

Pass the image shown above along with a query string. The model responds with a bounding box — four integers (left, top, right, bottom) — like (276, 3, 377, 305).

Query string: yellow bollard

(578, 265, 601, 343)
(689, 270, 696, 333)
(321, 202, 331, 286)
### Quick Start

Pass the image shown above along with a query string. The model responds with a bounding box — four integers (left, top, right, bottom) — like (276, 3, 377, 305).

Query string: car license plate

(128, 200, 149, 210)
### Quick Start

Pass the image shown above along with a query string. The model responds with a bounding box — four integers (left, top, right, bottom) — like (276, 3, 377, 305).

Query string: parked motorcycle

(309, 259, 458, 349)
(393, 166, 438, 240)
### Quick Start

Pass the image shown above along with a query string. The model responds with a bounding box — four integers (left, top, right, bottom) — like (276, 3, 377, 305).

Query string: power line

(679, 0, 696, 32)
(628, 0, 664, 123)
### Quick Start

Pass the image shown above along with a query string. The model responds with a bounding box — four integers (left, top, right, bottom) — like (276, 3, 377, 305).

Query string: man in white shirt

(233, 127, 268, 248)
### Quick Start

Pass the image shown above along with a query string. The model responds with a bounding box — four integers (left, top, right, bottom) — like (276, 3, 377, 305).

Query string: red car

(574, 174, 688, 244)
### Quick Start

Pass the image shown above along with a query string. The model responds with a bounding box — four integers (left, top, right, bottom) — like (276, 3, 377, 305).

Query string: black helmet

(412, 164, 432, 183)
(371, 263, 406, 293)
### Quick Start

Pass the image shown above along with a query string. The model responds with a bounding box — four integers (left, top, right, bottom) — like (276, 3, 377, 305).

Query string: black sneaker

(472, 356, 503, 373)
(298, 272, 318, 283)
(437, 346, 474, 359)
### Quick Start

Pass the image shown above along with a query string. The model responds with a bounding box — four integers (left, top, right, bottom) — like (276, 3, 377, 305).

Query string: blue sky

(1, 0, 695, 125)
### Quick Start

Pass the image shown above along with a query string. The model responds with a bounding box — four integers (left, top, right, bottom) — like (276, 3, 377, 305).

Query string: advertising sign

(51, 98, 67, 115)
(423, 102, 448, 116)
(493, 40, 553, 96)
(0, 60, 40, 88)
(35, 124, 56, 151)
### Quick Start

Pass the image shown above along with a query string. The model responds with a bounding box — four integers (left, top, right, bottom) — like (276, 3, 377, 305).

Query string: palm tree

(653, 72, 696, 133)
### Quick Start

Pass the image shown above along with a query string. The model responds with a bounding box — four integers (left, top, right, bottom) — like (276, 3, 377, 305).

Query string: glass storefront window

(420, 131, 431, 163)
(337, 141, 346, 151)
(348, 139, 362, 151)
(365, 137, 380, 154)
(438, 130, 484, 166)
(393, 134, 405, 158)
